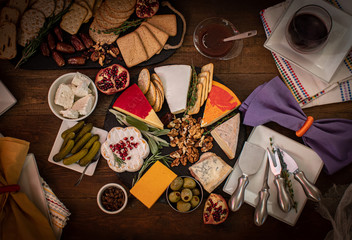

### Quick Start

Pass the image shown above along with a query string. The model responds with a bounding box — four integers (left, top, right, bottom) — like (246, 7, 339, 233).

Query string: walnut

(170, 149, 182, 159)
(171, 158, 180, 167)
(180, 156, 187, 166)
(201, 136, 214, 152)
(167, 128, 178, 138)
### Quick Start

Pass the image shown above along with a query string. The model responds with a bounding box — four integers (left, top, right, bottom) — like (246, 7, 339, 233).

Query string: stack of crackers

(138, 68, 165, 112)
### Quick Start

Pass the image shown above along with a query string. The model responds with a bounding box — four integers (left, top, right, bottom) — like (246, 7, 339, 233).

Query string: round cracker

(89, 19, 119, 44)
(99, 2, 134, 23)
(31, 0, 55, 18)
(145, 81, 156, 106)
(105, 0, 136, 13)
(138, 68, 151, 94)
(151, 74, 164, 100)
(152, 87, 162, 112)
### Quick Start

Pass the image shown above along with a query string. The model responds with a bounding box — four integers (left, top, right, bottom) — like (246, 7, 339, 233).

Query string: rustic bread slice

(145, 81, 156, 106)
(60, 3, 87, 35)
(116, 31, 148, 67)
(7, 0, 29, 14)
(31, 0, 55, 18)
(142, 22, 168, 51)
(0, 7, 20, 24)
(201, 63, 214, 93)
(89, 19, 119, 44)
(54, 0, 65, 15)
(0, 22, 17, 59)
(138, 68, 151, 94)
(146, 14, 177, 36)
(18, 9, 45, 47)
(135, 25, 162, 59)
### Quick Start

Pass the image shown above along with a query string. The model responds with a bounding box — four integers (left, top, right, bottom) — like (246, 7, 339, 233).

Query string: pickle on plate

(79, 140, 101, 166)
(71, 132, 92, 154)
(75, 122, 93, 141)
(83, 134, 99, 150)
(60, 131, 75, 150)
(53, 139, 75, 162)
(61, 121, 85, 139)
(63, 148, 88, 165)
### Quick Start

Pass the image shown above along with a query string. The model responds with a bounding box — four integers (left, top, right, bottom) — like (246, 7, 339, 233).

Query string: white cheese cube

(71, 72, 91, 86)
(60, 109, 79, 119)
(72, 94, 95, 115)
(54, 83, 74, 109)
(71, 72, 92, 98)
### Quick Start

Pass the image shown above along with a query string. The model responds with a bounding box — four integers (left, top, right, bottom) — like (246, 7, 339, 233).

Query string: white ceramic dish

(18, 153, 52, 225)
(223, 125, 323, 226)
(264, 0, 352, 83)
(97, 183, 128, 214)
(48, 72, 98, 121)
(0, 80, 17, 116)
(48, 120, 108, 176)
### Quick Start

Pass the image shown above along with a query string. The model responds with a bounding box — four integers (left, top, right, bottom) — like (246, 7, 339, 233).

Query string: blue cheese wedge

(189, 152, 232, 193)
(211, 113, 240, 159)
(154, 65, 191, 114)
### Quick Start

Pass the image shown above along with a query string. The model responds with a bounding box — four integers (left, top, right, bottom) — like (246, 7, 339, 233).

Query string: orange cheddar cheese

(201, 81, 241, 127)
(130, 161, 177, 208)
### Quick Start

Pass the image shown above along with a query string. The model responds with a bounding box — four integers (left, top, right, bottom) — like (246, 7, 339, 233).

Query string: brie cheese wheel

(72, 94, 94, 115)
(154, 65, 192, 114)
(189, 152, 232, 193)
(211, 113, 240, 159)
(54, 83, 74, 109)
(101, 127, 150, 173)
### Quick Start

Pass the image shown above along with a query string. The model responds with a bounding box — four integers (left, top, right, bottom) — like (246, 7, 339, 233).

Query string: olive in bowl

(166, 176, 203, 213)
(97, 183, 128, 214)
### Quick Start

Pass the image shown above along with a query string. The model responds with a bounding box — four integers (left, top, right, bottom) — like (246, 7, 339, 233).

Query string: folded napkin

(0, 137, 56, 240)
(260, 0, 352, 108)
(239, 76, 352, 175)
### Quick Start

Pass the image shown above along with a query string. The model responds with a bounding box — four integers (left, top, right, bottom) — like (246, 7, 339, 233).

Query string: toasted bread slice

(138, 68, 151, 94)
(32, 0, 55, 18)
(146, 14, 177, 36)
(142, 22, 169, 50)
(0, 7, 20, 24)
(135, 25, 162, 59)
(145, 81, 157, 106)
(188, 83, 202, 115)
(60, 3, 87, 35)
(89, 19, 119, 44)
(0, 22, 17, 59)
(201, 63, 214, 93)
(116, 31, 148, 67)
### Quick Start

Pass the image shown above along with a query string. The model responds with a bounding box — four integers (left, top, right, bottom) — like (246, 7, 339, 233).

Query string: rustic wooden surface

(1, 0, 352, 239)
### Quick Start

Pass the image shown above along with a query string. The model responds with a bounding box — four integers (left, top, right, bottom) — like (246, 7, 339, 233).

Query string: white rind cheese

(154, 65, 191, 114)
(211, 113, 240, 159)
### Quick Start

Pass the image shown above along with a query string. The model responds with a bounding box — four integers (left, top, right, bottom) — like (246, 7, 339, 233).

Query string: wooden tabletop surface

(1, 0, 352, 239)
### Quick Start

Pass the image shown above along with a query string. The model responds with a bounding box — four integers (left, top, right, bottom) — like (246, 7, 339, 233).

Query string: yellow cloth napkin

(0, 137, 56, 240)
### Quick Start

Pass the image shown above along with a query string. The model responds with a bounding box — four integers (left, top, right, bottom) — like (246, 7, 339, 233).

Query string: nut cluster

(101, 186, 125, 212)
(90, 42, 121, 66)
(167, 115, 213, 167)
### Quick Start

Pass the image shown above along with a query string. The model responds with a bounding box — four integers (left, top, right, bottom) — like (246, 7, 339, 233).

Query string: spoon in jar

(223, 30, 257, 42)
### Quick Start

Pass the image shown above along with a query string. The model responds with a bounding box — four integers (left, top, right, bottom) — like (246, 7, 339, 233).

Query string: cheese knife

(267, 148, 292, 213)
(229, 142, 265, 212)
(254, 156, 270, 226)
(280, 148, 322, 202)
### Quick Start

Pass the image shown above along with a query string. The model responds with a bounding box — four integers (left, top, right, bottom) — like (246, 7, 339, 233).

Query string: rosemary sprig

(109, 109, 170, 155)
(15, 3, 72, 68)
(113, 152, 125, 167)
(132, 151, 173, 186)
(100, 19, 145, 35)
(184, 65, 198, 115)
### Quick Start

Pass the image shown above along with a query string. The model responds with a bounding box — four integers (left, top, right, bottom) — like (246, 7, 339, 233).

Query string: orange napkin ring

(0, 184, 20, 194)
(296, 116, 314, 137)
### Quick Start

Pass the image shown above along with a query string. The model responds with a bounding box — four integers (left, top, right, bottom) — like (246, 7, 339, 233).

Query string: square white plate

(264, 0, 352, 83)
(0, 80, 17, 115)
(48, 120, 108, 176)
(223, 125, 323, 226)
(18, 153, 51, 225)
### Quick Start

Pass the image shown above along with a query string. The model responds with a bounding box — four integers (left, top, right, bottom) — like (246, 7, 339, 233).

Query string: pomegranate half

(136, 0, 159, 18)
(95, 64, 130, 95)
(203, 193, 229, 225)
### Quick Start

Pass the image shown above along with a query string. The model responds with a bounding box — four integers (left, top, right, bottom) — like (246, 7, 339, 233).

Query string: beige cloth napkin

(0, 137, 56, 240)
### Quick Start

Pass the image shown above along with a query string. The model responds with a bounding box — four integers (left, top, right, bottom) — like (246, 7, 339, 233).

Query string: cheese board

(103, 66, 247, 192)
(14, 4, 184, 70)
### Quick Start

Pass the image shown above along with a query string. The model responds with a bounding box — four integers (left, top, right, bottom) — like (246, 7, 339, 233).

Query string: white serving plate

(264, 0, 352, 83)
(48, 120, 108, 176)
(18, 153, 52, 225)
(0, 80, 17, 115)
(223, 125, 323, 226)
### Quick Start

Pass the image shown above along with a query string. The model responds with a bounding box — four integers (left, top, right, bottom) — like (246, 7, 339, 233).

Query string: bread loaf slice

(116, 31, 148, 68)
(141, 22, 168, 53)
(0, 22, 17, 59)
(147, 14, 177, 36)
(135, 25, 162, 59)
(0, 7, 20, 24)
(18, 9, 45, 47)
(60, 3, 87, 35)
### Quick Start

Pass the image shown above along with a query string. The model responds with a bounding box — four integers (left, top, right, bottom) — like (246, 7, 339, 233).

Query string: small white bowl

(48, 72, 98, 121)
(97, 183, 128, 214)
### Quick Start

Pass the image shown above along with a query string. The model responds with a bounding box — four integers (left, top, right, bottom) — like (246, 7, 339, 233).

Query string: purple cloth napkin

(239, 76, 352, 175)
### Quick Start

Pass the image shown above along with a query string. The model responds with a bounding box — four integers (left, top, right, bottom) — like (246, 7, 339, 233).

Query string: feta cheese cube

(60, 109, 79, 119)
(54, 83, 74, 109)
(72, 94, 95, 115)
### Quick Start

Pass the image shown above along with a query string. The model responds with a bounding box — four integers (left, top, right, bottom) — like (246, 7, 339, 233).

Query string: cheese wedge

(154, 65, 192, 114)
(113, 84, 164, 129)
(130, 161, 177, 208)
(201, 81, 241, 127)
(211, 113, 240, 159)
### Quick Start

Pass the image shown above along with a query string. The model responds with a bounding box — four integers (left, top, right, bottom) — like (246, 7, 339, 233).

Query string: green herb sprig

(100, 19, 145, 35)
(184, 65, 198, 115)
(109, 109, 170, 154)
(132, 151, 172, 186)
(113, 152, 125, 167)
(15, 3, 72, 68)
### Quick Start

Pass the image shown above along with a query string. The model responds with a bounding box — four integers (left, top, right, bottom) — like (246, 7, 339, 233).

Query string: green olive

(190, 196, 200, 208)
(181, 188, 193, 202)
(168, 191, 181, 203)
(183, 177, 196, 189)
(192, 188, 201, 196)
(170, 177, 183, 191)
(177, 200, 191, 212)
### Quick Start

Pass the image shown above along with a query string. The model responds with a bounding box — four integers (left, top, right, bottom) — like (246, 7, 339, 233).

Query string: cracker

(7, 0, 29, 14)
(18, 9, 45, 47)
(76, 0, 93, 23)
(85, 0, 95, 9)
(138, 68, 151, 94)
(105, 0, 136, 13)
(0, 22, 17, 59)
(197, 75, 207, 106)
(54, 0, 65, 15)
(60, 3, 87, 35)
(32, 0, 55, 18)
(152, 87, 162, 112)
(147, 14, 177, 36)
(135, 25, 162, 59)
(0, 7, 20, 24)
(201, 63, 214, 93)
(88, 19, 119, 44)
(145, 81, 156, 106)
(151, 73, 164, 101)
(95, 10, 126, 29)
(100, 1, 134, 22)
(142, 22, 168, 50)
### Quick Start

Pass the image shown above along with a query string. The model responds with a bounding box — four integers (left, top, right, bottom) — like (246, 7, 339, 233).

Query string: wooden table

(1, 0, 351, 239)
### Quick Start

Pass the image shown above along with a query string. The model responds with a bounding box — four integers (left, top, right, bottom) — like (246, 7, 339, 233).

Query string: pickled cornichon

(61, 121, 85, 139)
(63, 148, 88, 165)
(71, 132, 92, 154)
(60, 131, 75, 150)
(79, 140, 101, 166)
(82, 134, 99, 149)
(75, 123, 93, 142)
(53, 139, 75, 162)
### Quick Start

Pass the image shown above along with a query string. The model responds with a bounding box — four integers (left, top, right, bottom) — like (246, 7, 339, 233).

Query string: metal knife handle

(254, 189, 270, 226)
(294, 170, 322, 202)
(274, 176, 292, 212)
(229, 175, 249, 212)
